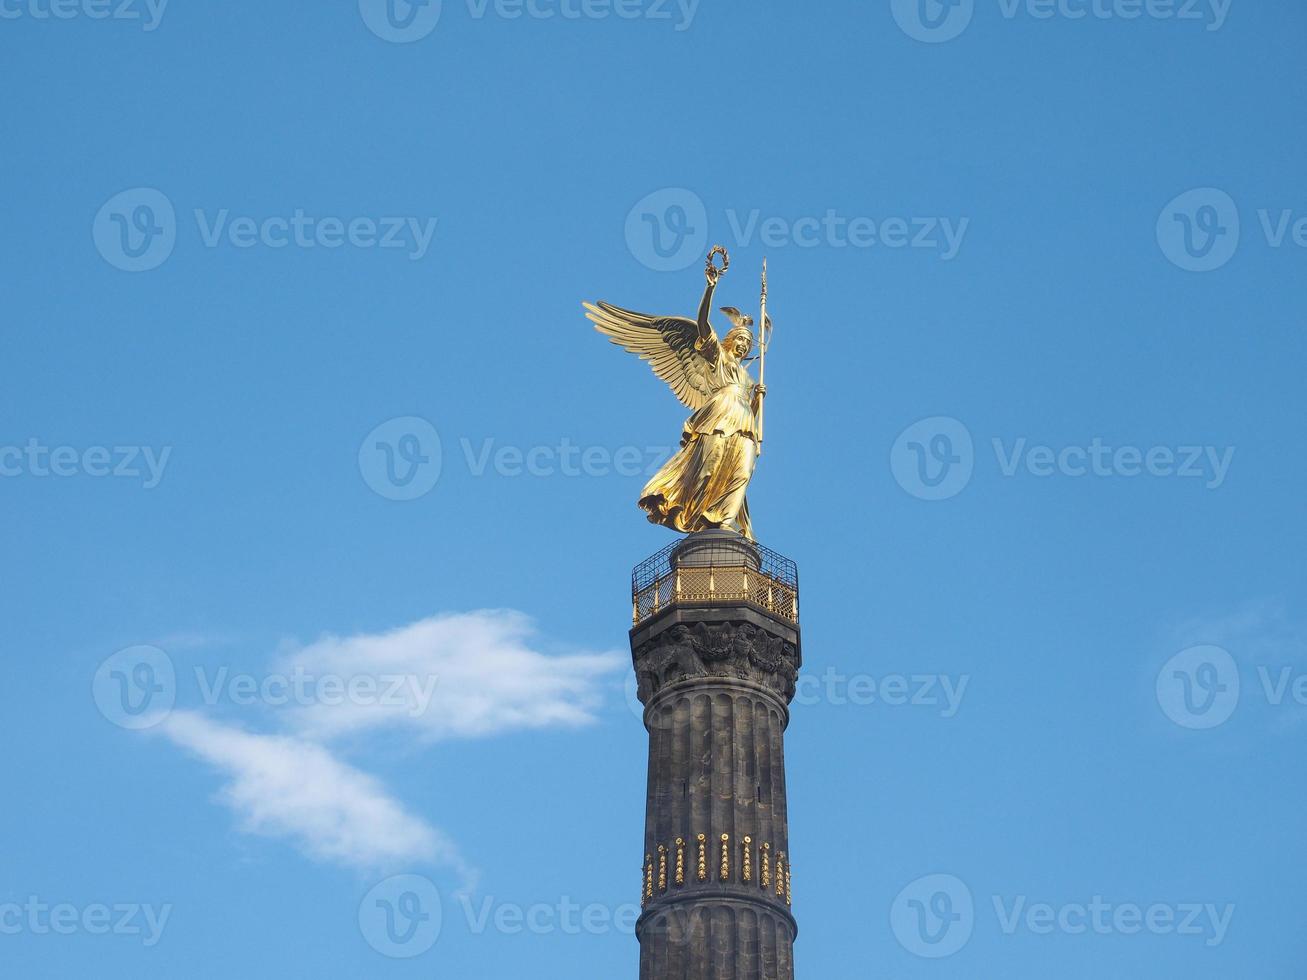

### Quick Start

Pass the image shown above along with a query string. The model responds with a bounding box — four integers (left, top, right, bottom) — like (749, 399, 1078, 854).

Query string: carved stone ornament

(633, 621, 799, 705)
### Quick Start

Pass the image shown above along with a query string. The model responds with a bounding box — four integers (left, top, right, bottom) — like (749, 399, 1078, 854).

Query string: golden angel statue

(585, 247, 771, 540)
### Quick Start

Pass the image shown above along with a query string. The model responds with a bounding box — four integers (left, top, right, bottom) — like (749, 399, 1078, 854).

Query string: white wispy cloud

(153, 610, 623, 876)
(276, 610, 625, 742)
(159, 710, 467, 876)
(1169, 598, 1305, 663)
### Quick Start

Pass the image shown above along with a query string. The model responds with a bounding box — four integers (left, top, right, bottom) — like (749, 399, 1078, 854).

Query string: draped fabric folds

(639, 353, 758, 540)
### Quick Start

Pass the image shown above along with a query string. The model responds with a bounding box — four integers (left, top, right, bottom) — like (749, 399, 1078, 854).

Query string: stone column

(631, 531, 801, 980)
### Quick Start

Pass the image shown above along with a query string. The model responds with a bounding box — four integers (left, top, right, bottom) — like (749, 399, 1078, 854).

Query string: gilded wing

(584, 301, 716, 410)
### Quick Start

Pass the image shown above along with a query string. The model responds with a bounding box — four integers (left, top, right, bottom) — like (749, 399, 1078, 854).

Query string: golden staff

(757, 258, 769, 453)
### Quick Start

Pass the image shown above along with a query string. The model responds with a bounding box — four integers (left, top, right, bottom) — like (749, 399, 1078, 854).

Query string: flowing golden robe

(639, 343, 757, 539)
(585, 274, 762, 540)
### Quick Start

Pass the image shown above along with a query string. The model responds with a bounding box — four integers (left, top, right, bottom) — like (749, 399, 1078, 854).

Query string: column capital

(631, 613, 801, 709)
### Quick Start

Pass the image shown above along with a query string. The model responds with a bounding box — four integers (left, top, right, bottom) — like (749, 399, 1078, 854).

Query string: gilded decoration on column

(640, 837, 794, 898)
(632, 547, 799, 630)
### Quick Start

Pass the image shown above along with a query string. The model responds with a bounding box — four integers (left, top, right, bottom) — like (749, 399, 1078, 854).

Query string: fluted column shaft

(631, 607, 801, 980)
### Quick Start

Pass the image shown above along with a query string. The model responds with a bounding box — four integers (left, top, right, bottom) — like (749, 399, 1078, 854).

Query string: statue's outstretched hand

(705, 245, 729, 285)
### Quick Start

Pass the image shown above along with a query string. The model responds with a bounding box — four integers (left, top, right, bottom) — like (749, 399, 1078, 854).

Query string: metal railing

(632, 538, 799, 626)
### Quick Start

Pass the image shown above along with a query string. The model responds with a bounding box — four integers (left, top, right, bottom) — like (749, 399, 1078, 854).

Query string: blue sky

(2, 1, 1305, 976)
